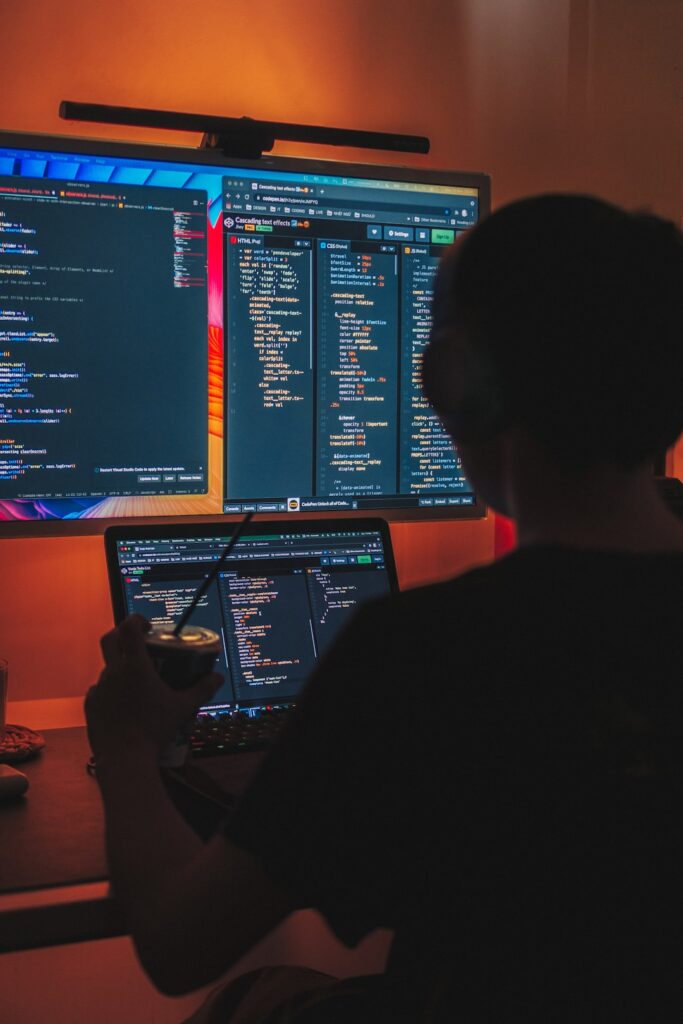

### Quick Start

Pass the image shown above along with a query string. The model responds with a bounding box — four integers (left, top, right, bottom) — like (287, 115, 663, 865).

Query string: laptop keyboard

(188, 706, 295, 758)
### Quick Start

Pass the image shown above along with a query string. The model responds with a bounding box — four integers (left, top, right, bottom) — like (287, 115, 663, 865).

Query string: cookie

(0, 724, 46, 764)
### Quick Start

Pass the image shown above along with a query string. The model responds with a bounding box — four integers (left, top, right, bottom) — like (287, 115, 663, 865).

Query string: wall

(0, 1, 681, 1019)
(1, 0, 681, 706)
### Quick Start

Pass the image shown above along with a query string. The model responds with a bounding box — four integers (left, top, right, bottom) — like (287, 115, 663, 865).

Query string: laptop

(104, 517, 399, 764)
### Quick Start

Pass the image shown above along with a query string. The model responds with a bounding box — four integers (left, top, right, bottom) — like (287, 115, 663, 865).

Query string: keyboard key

(188, 706, 294, 757)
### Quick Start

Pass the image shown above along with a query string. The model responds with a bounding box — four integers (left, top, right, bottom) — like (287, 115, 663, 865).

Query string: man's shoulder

(354, 553, 521, 645)
(361, 544, 683, 640)
(392, 551, 524, 614)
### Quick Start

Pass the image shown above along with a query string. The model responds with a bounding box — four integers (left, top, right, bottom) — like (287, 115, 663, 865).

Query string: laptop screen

(105, 519, 397, 715)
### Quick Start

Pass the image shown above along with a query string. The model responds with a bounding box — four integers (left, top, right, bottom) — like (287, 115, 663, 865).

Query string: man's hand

(85, 615, 222, 765)
(82, 615, 291, 996)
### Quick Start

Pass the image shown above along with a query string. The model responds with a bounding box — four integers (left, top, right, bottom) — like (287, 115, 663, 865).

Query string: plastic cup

(145, 625, 221, 690)
(144, 626, 221, 767)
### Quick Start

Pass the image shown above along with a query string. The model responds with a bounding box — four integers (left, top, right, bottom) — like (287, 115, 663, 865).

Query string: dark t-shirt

(227, 547, 683, 1018)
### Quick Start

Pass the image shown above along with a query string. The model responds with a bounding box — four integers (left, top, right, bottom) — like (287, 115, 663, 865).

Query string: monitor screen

(0, 130, 490, 530)
(105, 518, 398, 715)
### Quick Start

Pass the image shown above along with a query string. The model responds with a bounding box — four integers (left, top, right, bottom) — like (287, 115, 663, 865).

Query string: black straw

(172, 511, 254, 636)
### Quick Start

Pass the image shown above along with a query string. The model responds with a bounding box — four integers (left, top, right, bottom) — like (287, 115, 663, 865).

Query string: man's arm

(86, 617, 295, 995)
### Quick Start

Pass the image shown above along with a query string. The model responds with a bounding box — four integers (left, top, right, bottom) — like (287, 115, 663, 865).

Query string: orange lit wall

(0, 0, 681, 710)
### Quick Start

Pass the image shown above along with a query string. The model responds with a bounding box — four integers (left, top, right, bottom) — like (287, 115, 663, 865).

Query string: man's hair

(427, 194, 683, 468)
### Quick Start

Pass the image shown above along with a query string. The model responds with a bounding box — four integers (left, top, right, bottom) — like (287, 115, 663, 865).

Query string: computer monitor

(0, 130, 490, 532)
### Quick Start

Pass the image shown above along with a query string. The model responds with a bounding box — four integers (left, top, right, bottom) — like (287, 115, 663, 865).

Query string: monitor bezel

(104, 514, 400, 625)
(0, 129, 490, 536)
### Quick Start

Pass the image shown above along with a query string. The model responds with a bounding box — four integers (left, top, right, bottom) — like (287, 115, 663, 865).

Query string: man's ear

(423, 332, 507, 444)
(422, 332, 466, 418)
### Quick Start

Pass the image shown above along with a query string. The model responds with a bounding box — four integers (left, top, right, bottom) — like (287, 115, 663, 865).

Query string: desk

(0, 725, 392, 1007)
(0, 727, 117, 952)
(0, 727, 258, 954)
(0, 726, 392, 1024)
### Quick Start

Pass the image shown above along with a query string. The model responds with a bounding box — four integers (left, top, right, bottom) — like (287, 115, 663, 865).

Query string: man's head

(423, 194, 683, 511)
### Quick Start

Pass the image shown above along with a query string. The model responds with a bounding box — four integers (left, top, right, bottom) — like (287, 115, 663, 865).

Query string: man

(86, 194, 683, 1022)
